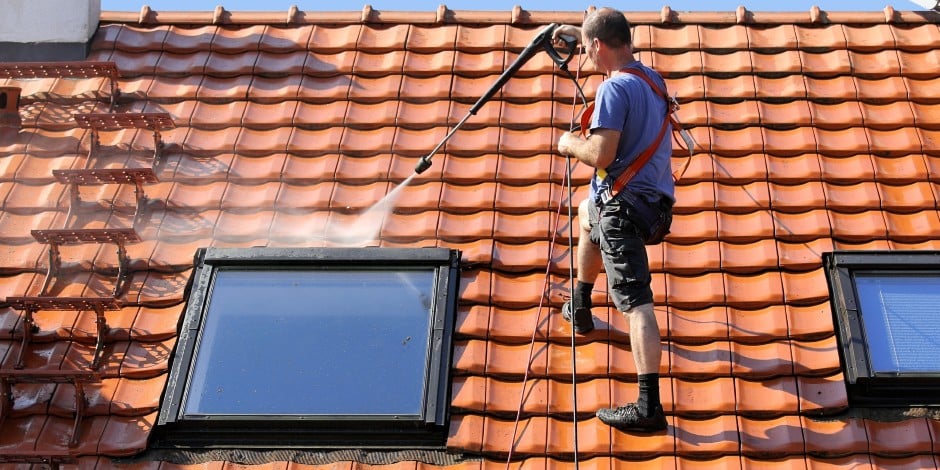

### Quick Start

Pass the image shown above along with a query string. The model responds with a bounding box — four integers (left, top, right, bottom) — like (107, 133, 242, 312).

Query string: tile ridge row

(99, 6, 940, 26)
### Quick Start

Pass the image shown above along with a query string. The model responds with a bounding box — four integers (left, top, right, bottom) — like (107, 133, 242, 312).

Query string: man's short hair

(583, 7, 632, 48)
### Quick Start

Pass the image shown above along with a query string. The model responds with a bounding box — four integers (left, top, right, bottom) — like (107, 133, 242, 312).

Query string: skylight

(155, 247, 460, 448)
(824, 251, 940, 407)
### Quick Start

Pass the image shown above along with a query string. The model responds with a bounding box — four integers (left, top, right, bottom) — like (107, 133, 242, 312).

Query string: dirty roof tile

(253, 50, 307, 76)
(304, 50, 356, 77)
(354, 50, 406, 77)
(650, 25, 701, 51)
(257, 25, 313, 52)
(308, 25, 361, 53)
(898, 50, 940, 79)
(196, 75, 252, 102)
(456, 25, 506, 53)
(348, 74, 403, 103)
(162, 25, 216, 53)
(405, 24, 457, 52)
(892, 24, 940, 52)
(850, 50, 901, 79)
(810, 102, 862, 129)
(296, 75, 351, 103)
(651, 51, 703, 77)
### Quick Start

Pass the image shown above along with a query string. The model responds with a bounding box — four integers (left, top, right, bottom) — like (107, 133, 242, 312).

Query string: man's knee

(578, 198, 593, 233)
(622, 302, 655, 320)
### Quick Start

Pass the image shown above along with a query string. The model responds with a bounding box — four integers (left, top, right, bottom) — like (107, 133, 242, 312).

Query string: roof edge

(99, 4, 940, 26)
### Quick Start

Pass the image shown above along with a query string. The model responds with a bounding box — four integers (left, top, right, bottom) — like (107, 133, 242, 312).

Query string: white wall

(0, 0, 100, 43)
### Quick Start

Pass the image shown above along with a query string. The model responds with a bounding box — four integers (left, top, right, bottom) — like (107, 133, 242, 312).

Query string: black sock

(637, 373, 660, 417)
(573, 281, 593, 311)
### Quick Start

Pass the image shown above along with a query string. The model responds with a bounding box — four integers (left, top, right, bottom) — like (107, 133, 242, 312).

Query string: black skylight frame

(823, 250, 940, 407)
(154, 247, 460, 448)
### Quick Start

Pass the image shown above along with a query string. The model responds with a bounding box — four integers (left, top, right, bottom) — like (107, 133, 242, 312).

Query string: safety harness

(582, 67, 695, 204)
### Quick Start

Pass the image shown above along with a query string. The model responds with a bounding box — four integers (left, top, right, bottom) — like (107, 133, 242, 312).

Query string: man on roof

(554, 7, 675, 433)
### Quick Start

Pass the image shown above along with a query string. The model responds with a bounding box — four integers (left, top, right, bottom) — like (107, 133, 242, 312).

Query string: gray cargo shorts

(587, 195, 657, 311)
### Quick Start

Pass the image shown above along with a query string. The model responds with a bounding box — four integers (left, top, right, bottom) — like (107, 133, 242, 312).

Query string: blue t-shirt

(589, 62, 675, 204)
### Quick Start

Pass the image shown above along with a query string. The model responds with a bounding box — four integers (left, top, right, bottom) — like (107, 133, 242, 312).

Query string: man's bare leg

(565, 198, 602, 333)
(625, 302, 663, 420)
(625, 303, 660, 375)
(576, 198, 603, 285)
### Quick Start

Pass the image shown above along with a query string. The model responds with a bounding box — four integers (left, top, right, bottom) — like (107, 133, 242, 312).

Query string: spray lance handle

(415, 23, 576, 175)
(467, 23, 573, 116)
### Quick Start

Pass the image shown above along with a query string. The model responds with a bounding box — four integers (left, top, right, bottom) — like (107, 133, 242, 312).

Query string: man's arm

(557, 128, 621, 169)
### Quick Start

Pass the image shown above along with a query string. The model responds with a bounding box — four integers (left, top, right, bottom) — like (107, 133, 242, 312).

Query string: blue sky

(101, 0, 928, 12)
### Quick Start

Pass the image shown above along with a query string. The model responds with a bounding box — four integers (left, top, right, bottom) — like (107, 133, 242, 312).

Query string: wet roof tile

(740, 415, 805, 458)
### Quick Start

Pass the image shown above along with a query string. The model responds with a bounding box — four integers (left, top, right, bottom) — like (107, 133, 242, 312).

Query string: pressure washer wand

(414, 23, 576, 174)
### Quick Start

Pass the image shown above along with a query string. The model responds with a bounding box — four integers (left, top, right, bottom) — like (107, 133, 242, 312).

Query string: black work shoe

(597, 403, 667, 432)
(561, 300, 594, 334)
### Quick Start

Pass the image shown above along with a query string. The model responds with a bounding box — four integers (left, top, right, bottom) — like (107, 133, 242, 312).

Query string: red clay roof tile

(668, 306, 729, 344)
(739, 415, 805, 458)
(309, 25, 361, 53)
(736, 376, 799, 417)
(672, 377, 736, 417)
(797, 374, 850, 415)
(674, 415, 739, 456)
(670, 341, 731, 379)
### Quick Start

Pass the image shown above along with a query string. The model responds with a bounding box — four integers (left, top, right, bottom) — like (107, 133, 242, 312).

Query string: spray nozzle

(414, 155, 433, 174)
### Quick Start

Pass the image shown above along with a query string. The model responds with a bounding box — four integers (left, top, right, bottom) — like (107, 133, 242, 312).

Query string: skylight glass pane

(183, 267, 435, 417)
(854, 273, 940, 375)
